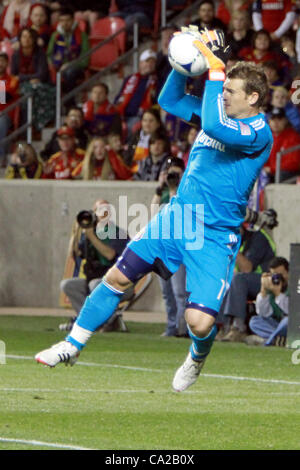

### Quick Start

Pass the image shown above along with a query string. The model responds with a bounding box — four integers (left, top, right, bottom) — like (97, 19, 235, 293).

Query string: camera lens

(76, 210, 96, 229)
(271, 273, 283, 285)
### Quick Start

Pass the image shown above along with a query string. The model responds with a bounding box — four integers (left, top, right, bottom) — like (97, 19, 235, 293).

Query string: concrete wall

(264, 184, 300, 260)
(1, 181, 299, 309)
(0, 180, 165, 311)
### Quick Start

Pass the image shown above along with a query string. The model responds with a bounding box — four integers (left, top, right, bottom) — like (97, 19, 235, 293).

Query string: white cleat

(172, 352, 206, 392)
(35, 341, 80, 368)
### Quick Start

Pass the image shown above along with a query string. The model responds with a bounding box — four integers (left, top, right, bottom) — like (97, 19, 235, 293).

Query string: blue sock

(188, 324, 217, 361)
(66, 280, 123, 349)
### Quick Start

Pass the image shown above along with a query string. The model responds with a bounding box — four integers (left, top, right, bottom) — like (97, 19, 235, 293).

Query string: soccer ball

(168, 31, 208, 77)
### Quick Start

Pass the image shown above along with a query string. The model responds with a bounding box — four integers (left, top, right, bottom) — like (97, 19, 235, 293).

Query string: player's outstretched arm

(158, 69, 202, 122)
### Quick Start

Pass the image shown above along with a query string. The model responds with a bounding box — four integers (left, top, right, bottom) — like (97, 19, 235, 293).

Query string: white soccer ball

(168, 31, 208, 77)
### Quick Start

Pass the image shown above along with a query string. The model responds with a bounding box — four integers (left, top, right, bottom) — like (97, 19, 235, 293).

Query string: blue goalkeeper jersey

(158, 70, 273, 231)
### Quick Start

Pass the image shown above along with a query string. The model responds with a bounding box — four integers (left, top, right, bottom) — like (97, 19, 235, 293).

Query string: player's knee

(104, 265, 133, 292)
(185, 309, 215, 338)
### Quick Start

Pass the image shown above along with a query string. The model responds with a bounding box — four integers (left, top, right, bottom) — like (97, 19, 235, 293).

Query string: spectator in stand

(265, 86, 300, 134)
(83, 82, 122, 138)
(72, 0, 110, 31)
(11, 27, 49, 83)
(280, 33, 298, 79)
(42, 125, 85, 179)
(41, 1, 62, 25)
(252, 0, 296, 41)
(155, 23, 178, 97)
(27, 3, 51, 50)
(107, 132, 133, 180)
(0, 52, 19, 165)
(115, 48, 157, 136)
(239, 29, 292, 86)
(239, 29, 289, 66)
(11, 27, 55, 133)
(226, 10, 254, 57)
(47, 6, 90, 94)
(0, 0, 32, 40)
(245, 256, 289, 347)
(181, 125, 199, 167)
(194, 0, 227, 33)
(265, 108, 300, 183)
(40, 106, 89, 161)
(134, 131, 171, 181)
(261, 60, 285, 90)
(110, 0, 153, 29)
(123, 107, 167, 171)
(216, 0, 252, 27)
(72, 136, 132, 181)
(5, 142, 42, 179)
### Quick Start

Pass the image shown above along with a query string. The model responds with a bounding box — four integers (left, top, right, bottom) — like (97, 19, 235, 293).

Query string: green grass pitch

(0, 315, 300, 450)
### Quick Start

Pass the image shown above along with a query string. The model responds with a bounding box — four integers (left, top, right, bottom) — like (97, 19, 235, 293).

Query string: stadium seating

(89, 17, 126, 71)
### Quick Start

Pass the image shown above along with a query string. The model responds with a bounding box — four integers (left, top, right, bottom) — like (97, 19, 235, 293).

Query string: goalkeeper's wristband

(208, 69, 226, 81)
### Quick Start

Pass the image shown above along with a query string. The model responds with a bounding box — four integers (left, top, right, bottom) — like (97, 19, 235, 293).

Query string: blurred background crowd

(0, 0, 300, 194)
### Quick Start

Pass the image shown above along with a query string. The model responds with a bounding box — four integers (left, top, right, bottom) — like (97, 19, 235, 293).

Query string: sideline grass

(0, 315, 300, 450)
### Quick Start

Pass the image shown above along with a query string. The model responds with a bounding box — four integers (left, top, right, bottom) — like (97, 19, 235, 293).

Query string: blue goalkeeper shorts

(117, 198, 241, 317)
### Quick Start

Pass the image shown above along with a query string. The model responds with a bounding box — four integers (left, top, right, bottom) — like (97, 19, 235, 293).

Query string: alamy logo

(291, 340, 300, 365)
(0, 340, 6, 364)
(0, 80, 6, 104)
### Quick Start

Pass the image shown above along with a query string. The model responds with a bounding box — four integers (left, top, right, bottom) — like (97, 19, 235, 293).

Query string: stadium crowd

(0, 0, 296, 345)
(1, 0, 300, 184)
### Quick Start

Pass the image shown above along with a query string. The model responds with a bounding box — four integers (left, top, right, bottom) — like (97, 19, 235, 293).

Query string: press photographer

(5, 143, 43, 179)
(246, 257, 289, 347)
(151, 156, 188, 338)
(152, 156, 186, 207)
(59, 199, 130, 331)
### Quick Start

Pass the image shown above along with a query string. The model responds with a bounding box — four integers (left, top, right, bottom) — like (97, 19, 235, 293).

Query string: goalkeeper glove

(193, 28, 231, 81)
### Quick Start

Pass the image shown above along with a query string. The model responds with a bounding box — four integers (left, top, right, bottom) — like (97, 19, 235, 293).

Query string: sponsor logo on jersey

(195, 129, 225, 152)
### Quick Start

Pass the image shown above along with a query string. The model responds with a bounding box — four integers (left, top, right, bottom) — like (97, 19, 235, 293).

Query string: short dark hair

(0, 52, 8, 62)
(252, 28, 271, 48)
(149, 131, 169, 147)
(226, 61, 269, 109)
(199, 0, 215, 9)
(92, 82, 109, 95)
(59, 7, 74, 17)
(269, 257, 289, 272)
(166, 157, 185, 171)
(67, 106, 84, 117)
(262, 60, 279, 73)
(18, 27, 38, 50)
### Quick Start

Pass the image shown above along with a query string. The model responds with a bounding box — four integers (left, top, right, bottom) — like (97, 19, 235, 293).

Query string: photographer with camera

(5, 142, 42, 179)
(151, 157, 188, 337)
(245, 257, 289, 347)
(59, 199, 130, 332)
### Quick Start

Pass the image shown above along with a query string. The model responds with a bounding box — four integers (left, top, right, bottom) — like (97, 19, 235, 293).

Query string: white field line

(6, 355, 162, 372)
(5, 354, 300, 387)
(0, 437, 94, 450)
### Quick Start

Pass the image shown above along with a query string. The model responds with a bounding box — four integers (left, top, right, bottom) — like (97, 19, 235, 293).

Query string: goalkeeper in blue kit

(35, 28, 273, 392)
